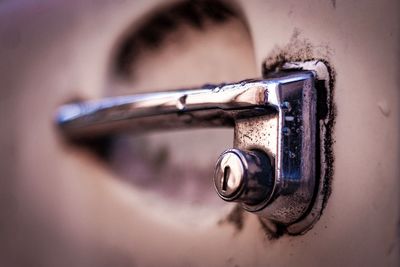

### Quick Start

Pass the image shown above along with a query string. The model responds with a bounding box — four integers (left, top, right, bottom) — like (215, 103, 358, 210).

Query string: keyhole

(222, 166, 231, 192)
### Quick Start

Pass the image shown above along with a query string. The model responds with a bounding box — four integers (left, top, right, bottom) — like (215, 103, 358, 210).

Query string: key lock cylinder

(57, 61, 331, 235)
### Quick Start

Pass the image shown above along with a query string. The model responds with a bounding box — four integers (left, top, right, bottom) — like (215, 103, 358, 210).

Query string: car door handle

(56, 61, 333, 235)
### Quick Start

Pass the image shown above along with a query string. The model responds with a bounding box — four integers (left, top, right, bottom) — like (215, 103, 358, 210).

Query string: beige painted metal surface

(0, 0, 398, 266)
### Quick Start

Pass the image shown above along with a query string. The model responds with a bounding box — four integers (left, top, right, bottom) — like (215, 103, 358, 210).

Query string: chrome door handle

(57, 78, 272, 138)
(56, 61, 333, 235)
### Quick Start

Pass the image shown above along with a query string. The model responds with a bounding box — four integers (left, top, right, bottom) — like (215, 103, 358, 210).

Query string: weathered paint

(0, 0, 398, 266)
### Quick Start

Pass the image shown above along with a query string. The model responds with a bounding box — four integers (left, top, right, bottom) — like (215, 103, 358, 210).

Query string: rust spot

(262, 29, 334, 75)
(259, 218, 285, 240)
(218, 204, 245, 232)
